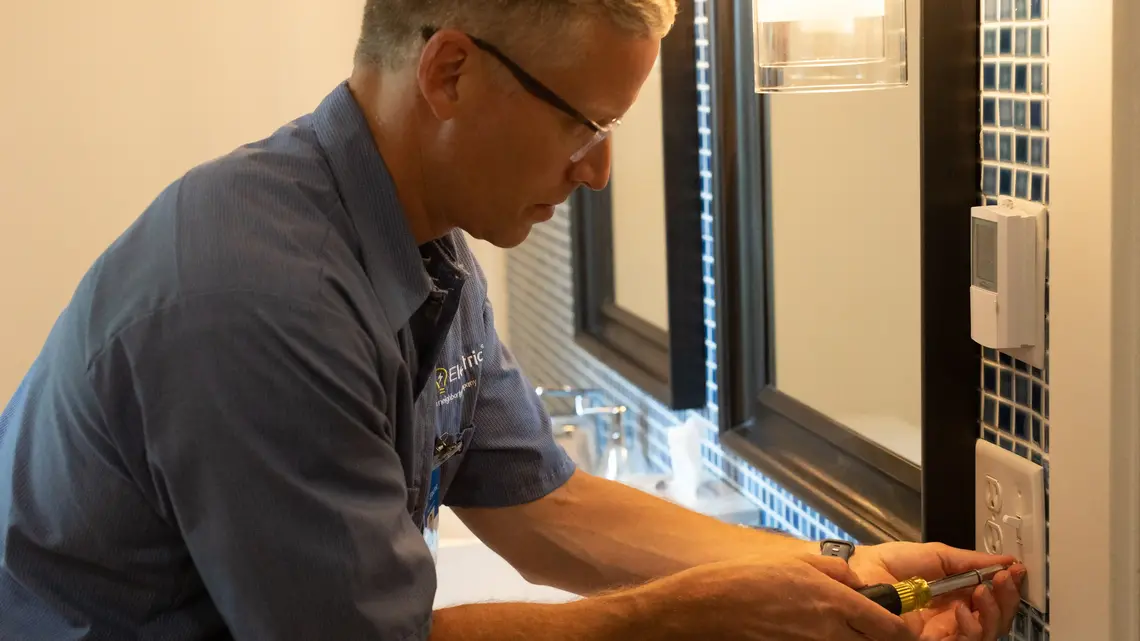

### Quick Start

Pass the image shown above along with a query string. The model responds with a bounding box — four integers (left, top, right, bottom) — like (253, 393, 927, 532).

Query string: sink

(431, 415, 760, 607)
(431, 428, 585, 609)
(431, 468, 760, 608)
(550, 416, 760, 526)
(550, 415, 649, 479)
(434, 506, 579, 608)
(550, 417, 598, 471)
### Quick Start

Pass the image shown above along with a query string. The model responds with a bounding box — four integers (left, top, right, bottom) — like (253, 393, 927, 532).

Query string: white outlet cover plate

(975, 440, 1047, 612)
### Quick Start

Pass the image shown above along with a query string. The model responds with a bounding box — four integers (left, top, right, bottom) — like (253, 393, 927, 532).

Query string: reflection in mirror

(767, 68, 922, 465)
(610, 55, 669, 332)
(569, 27, 705, 411)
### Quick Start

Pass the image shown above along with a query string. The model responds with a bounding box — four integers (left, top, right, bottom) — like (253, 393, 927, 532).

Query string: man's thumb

(802, 555, 866, 589)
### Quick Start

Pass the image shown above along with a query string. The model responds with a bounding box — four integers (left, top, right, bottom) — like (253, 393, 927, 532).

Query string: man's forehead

(554, 42, 659, 124)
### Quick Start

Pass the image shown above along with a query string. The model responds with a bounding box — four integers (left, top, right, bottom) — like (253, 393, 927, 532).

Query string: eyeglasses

(421, 26, 619, 162)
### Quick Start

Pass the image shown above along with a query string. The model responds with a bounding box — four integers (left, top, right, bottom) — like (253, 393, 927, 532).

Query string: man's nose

(567, 138, 612, 191)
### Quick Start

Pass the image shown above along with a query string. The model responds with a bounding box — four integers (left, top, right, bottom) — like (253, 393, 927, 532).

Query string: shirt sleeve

(91, 292, 434, 641)
(443, 299, 577, 508)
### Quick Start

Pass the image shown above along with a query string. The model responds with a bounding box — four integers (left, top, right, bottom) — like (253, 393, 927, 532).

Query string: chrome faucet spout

(535, 385, 630, 481)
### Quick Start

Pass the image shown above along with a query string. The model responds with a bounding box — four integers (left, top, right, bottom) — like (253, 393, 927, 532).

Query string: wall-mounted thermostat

(970, 197, 1047, 368)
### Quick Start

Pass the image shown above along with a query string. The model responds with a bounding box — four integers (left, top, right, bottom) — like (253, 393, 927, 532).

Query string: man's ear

(417, 30, 478, 122)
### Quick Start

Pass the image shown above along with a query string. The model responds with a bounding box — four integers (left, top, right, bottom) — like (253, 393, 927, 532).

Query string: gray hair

(354, 0, 678, 69)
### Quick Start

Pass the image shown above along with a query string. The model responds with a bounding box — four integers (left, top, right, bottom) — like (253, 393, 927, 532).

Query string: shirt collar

(310, 80, 438, 328)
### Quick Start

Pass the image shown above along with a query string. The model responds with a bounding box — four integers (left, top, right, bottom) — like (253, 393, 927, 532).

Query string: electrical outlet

(975, 440, 1047, 612)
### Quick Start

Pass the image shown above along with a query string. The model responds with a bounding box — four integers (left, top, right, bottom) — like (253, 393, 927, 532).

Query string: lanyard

(423, 433, 465, 562)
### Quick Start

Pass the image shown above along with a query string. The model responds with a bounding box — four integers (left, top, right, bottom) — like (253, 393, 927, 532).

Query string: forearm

(429, 589, 647, 641)
(457, 470, 817, 595)
(534, 473, 816, 588)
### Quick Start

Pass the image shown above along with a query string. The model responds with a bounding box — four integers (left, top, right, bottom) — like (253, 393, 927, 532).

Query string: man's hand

(645, 554, 919, 641)
(849, 542, 1026, 641)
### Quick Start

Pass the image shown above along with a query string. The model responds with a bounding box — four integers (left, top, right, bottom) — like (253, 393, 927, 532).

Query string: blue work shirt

(0, 81, 576, 641)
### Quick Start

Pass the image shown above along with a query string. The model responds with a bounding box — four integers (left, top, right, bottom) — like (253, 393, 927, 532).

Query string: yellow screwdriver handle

(857, 577, 933, 615)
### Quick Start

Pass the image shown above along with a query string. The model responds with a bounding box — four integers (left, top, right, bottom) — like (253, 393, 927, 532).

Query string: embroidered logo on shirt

(434, 346, 484, 406)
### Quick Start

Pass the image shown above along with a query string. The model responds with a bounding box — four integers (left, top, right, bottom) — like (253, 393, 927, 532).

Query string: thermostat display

(972, 218, 999, 292)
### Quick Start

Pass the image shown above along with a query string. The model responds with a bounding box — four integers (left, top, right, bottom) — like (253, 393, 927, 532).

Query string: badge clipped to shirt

(423, 433, 464, 562)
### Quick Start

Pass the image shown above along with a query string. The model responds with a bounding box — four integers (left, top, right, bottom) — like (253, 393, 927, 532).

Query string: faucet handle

(535, 386, 621, 418)
(578, 403, 626, 419)
(535, 385, 604, 411)
(534, 385, 600, 399)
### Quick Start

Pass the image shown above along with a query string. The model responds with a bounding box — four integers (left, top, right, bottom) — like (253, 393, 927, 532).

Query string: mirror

(571, 6, 705, 410)
(767, 85, 922, 466)
(709, 0, 969, 545)
(611, 55, 670, 333)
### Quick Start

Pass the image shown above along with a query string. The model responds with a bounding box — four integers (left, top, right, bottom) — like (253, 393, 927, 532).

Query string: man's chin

(497, 227, 533, 249)
(534, 204, 557, 222)
(466, 210, 553, 248)
(483, 222, 536, 249)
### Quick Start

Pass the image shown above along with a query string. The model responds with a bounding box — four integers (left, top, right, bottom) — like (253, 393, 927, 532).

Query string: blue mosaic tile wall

(979, 0, 1051, 638)
(505, 0, 852, 542)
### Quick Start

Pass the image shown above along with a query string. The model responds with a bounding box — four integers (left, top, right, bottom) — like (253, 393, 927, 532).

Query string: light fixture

(753, 0, 908, 93)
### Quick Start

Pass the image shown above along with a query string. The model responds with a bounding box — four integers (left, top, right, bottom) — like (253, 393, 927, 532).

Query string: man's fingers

(914, 609, 957, 640)
(991, 569, 1023, 633)
(902, 611, 932, 637)
(954, 604, 983, 641)
(803, 555, 866, 589)
(846, 605, 918, 641)
(837, 586, 918, 641)
(927, 543, 1017, 576)
(803, 555, 920, 641)
(971, 584, 1002, 641)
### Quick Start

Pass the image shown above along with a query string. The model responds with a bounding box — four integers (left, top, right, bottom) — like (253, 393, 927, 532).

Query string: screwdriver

(857, 565, 1008, 615)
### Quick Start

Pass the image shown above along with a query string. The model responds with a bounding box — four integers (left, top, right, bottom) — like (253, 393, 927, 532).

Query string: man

(0, 1, 1024, 640)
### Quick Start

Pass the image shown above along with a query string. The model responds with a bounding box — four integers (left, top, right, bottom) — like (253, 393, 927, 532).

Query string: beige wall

(610, 54, 670, 332)
(0, 1, 366, 400)
(767, 0, 923, 465)
(465, 237, 510, 346)
(1049, 0, 1140, 637)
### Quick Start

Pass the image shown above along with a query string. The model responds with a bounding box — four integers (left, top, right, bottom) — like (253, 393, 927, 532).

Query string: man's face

(420, 21, 662, 248)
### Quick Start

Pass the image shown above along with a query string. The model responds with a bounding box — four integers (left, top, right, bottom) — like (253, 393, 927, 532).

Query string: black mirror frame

(708, 0, 981, 547)
(570, 0, 707, 411)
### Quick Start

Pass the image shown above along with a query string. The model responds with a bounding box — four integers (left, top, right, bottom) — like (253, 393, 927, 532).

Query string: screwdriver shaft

(928, 565, 1007, 598)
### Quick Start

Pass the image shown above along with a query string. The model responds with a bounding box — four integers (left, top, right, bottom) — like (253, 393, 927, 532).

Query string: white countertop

(432, 471, 760, 608)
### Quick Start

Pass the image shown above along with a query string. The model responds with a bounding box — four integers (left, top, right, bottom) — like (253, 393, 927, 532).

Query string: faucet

(535, 386, 630, 480)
